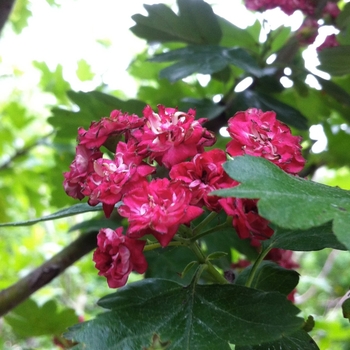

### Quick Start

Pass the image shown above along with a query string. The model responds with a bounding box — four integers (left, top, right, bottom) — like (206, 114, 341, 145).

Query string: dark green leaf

(236, 90, 308, 130)
(235, 261, 299, 296)
(341, 291, 350, 321)
(213, 156, 350, 251)
(180, 98, 226, 120)
(130, 0, 221, 45)
(0, 203, 107, 227)
(318, 46, 350, 76)
(65, 279, 303, 349)
(4, 299, 78, 337)
(48, 91, 145, 140)
(235, 329, 319, 350)
(200, 210, 259, 263)
(145, 246, 196, 284)
(316, 76, 350, 107)
(225, 48, 268, 78)
(266, 223, 346, 251)
(336, 3, 350, 30)
(151, 46, 264, 82)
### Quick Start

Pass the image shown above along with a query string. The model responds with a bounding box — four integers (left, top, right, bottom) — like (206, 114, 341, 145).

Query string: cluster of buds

(64, 106, 305, 288)
(244, 0, 341, 50)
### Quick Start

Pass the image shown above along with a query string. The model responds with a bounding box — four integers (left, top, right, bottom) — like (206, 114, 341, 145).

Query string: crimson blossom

(118, 178, 204, 247)
(226, 108, 305, 174)
(77, 109, 145, 149)
(63, 145, 103, 200)
(136, 105, 216, 168)
(169, 149, 237, 212)
(80, 141, 155, 217)
(93, 227, 147, 288)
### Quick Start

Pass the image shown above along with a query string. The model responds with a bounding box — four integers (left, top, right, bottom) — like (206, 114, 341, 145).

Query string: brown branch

(0, 132, 54, 171)
(295, 249, 339, 305)
(0, 0, 16, 36)
(0, 230, 97, 317)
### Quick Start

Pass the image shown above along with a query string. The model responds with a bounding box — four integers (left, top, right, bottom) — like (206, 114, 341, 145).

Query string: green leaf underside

(266, 223, 346, 251)
(235, 328, 319, 350)
(213, 156, 350, 251)
(0, 202, 107, 227)
(65, 279, 303, 349)
(130, 0, 222, 45)
(150, 46, 265, 82)
(235, 261, 299, 296)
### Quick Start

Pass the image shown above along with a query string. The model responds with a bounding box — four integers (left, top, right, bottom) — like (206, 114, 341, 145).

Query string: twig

(0, 0, 15, 36)
(0, 230, 97, 317)
(0, 131, 54, 171)
(295, 250, 339, 305)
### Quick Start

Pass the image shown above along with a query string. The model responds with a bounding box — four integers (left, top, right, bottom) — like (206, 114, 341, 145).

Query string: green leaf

(145, 246, 196, 285)
(235, 90, 308, 130)
(48, 91, 145, 140)
(266, 224, 346, 251)
(341, 291, 350, 322)
(32, 61, 71, 103)
(316, 76, 350, 107)
(318, 46, 350, 76)
(151, 46, 264, 82)
(200, 210, 259, 263)
(65, 279, 303, 349)
(218, 17, 258, 51)
(4, 299, 78, 337)
(235, 261, 299, 296)
(68, 217, 120, 233)
(130, 0, 221, 45)
(180, 98, 226, 121)
(9, 0, 32, 34)
(76, 59, 94, 81)
(0, 202, 107, 227)
(235, 329, 319, 350)
(213, 156, 350, 251)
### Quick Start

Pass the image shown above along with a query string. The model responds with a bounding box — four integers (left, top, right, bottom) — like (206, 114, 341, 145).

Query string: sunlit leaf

(213, 156, 350, 250)
(130, 0, 221, 45)
(76, 59, 94, 81)
(4, 299, 78, 337)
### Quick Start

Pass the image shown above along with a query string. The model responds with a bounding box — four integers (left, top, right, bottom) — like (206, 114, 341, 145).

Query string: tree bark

(0, 230, 97, 317)
(0, 0, 16, 36)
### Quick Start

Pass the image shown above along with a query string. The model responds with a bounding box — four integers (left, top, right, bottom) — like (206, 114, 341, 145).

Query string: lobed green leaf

(213, 156, 350, 251)
(130, 0, 221, 45)
(65, 278, 303, 349)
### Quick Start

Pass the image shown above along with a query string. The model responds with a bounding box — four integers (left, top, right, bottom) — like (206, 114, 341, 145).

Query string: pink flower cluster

(64, 105, 305, 288)
(244, 0, 341, 50)
(244, 0, 339, 17)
